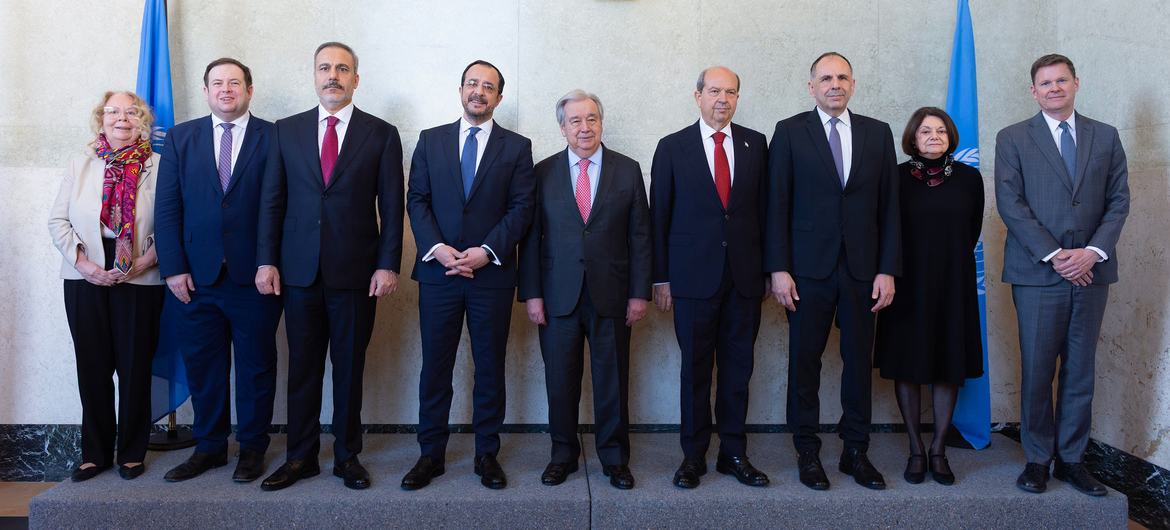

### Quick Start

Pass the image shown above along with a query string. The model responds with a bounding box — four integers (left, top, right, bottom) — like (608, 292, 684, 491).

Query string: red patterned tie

(575, 158, 591, 222)
(320, 116, 339, 186)
(712, 131, 730, 209)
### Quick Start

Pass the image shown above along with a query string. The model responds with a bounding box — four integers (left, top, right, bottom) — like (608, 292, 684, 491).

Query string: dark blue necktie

(1059, 121, 1077, 184)
(461, 126, 481, 198)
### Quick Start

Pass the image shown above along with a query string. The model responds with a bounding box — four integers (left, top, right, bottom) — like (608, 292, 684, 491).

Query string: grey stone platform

(30, 433, 1126, 529)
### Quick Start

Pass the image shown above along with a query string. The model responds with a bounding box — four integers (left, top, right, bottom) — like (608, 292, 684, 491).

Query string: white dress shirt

(211, 112, 250, 174)
(816, 106, 852, 183)
(698, 118, 735, 183)
(1038, 111, 1106, 262)
(317, 102, 355, 154)
(567, 145, 603, 207)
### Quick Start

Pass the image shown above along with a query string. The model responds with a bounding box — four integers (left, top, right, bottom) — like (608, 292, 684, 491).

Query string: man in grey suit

(995, 54, 1129, 496)
(518, 90, 651, 490)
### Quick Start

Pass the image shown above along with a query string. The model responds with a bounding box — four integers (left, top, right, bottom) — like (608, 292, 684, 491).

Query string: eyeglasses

(103, 106, 143, 119)
(462, 79, 497, 95)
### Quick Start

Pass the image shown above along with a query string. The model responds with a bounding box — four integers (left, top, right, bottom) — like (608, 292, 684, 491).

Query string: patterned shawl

(94, 133, 152, 274)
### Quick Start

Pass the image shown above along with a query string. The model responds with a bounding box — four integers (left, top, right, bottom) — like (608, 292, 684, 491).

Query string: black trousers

(540, 283, 631, 467)
(786, 253, 876, 453)
(673, 261, 761, 459)
(283, 278, 376, 465)
(63, 238, 164, 466)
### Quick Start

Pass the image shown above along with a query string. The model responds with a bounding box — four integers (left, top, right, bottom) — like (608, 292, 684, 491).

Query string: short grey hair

(555, 89, 605, 126)
(315, 41, 359, 72)
(695, 66, 741, 91)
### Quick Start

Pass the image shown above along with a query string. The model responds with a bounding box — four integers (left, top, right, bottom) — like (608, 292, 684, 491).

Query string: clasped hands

(1052, 248, 1097, 287)
(76, 252, 155, 287)
(433, 244, 490, 278)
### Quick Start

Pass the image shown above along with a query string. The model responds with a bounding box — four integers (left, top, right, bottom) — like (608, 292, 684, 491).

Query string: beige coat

(48, 151, 163, 285)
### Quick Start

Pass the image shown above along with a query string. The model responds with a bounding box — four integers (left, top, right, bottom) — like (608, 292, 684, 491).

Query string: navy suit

(257, 106, 404, 465)
(650, 121, 768, 459)
(407, 119, 535, 459)
(155, 114, 283, 456)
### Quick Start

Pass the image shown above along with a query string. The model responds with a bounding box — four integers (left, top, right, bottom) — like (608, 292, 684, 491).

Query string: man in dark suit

(155, 58, 283, 484)
(996, 54, 1129, 497)
(651, 66, 770, 489)
(254, 41, 405, 491)
(766, 52, 900, 491)
(402, 60, 535, 491)
(518, 90, 651, 490)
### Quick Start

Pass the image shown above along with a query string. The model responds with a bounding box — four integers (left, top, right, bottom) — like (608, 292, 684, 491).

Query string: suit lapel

(328, 108, 372, 190)
(1072, 113, 1094, 197)
(585, 147, 613, 227)
(685, 121, 723, 211)
(194, 116, 222, 198)
(224, 115, 263, 196)
(442, 120, 464, 204)
(804, 110, 840, 187)
(297, 109, 325, 190)
(1027, 112, 1073, 192)
(467, 123, 506, 201)
(727, 124, 749, 212)
(845, 111, 866, 191)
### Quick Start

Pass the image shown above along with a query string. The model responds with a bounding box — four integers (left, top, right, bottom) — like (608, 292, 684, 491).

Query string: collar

(698, 118, 734, 141)
(211, 111, 251, 131)
(318, 102, 355, 124)
(460, 116, 495, 137)
(1042, 111, 1076, 135)
(816, 106, 851, 127)
(567, 144, 604, 169)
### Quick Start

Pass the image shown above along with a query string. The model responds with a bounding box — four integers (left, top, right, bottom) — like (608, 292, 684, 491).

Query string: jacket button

(1073, 201, 1080, 206)
(721, 241, 728, 247)
(222, 203, 229, 208)
(584, 230, 591, 235)
(724, 214, 730, 220)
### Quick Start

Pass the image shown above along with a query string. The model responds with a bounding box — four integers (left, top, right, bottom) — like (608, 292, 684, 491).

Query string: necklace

(908, 155, 953, 187)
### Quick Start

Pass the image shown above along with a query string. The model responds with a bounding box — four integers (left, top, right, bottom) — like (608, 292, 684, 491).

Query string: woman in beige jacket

(48, 91, 164, 482)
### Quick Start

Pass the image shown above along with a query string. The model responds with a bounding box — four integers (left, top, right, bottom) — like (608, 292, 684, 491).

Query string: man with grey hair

(651, 66, 770, 489)
(519, 89, 651, 489)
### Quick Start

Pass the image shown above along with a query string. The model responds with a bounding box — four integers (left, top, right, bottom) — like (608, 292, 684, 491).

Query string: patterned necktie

(1059, 121, 1077, 184)
(575, 158, 591, 222)
(217, 123, 234, 192)
(828, 117, 845, 188)
(321, 116, 339, 186)
(461, 126, 481, 198)
(712, 131, 731, 209)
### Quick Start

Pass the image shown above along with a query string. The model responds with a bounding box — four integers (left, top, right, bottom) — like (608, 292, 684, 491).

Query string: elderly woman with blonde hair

(49, 90, 165, 482)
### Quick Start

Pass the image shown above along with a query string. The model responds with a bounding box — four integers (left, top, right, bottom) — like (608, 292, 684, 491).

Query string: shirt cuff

(421, 243, 444, 262)
(653, 282, 669, 287)
(1086, 246, 1108, 262)
(258, 264, 276, 270)
(481, 245, 502, 266)
(1041, 248, 1062, 263)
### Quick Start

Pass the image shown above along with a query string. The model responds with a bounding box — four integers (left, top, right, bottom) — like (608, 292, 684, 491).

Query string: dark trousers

(63, 238, 164, 466)
(540, 284, 631, 467)
(1013, 283, 1108, 465)
(283, 279, 376, 465)
(165, 267, 282, 455)
(787, 254, 876, 453)
(417, 280, 513, 460)
(673, 262, 761, 459)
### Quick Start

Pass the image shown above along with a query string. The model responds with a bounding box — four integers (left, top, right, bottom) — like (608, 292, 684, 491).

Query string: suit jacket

(765, 109, 901, 281)
(49, 151, 163, 285)
(407, 120, 536, 289)
(995, 111, 1130, 286)
(256, 107, 405, 289)
(517, 146, 652, 318)
(650, 121, 768, 299)
(155, 114, 273, 286)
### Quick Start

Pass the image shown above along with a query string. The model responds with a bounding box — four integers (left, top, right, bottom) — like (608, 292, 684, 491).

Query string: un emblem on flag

(954, 147, 980, 168)
(151, 125, 167, 149)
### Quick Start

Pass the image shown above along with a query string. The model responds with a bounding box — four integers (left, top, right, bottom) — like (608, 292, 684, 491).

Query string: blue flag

(945, 0, 991, 450)
(136, 0, 188, 422)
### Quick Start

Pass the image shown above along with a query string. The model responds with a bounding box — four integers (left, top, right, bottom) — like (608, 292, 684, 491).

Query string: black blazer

(407, 120, 536, 289)
(765, 109, 901, 281)
(650, 121, 768, 299)
(256, 106, 405, 289)
(517, 146, 652, 318)
(156, 114, 273, 286)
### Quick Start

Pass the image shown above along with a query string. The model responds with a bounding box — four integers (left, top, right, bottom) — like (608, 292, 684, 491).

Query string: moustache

(323, 81, 343, 90)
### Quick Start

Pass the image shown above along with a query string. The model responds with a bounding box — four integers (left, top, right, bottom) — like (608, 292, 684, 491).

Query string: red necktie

(712, 131, 731, 209)
(321, 115, 339, 186)
(575, 158, 591, 222)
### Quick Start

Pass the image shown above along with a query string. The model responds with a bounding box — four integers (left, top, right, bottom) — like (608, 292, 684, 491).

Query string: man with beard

(155, 58, 283, 484)
(255, 41, 405, 491)
(402, 60, 535, 490)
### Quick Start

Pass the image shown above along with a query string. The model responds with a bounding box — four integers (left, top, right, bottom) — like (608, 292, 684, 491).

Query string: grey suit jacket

(995, 111, 1130, 286)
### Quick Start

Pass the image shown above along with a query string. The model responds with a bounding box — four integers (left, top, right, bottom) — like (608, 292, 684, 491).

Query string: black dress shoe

(1016, 462, 1049, 493)
(233, 449, 265, 483)
(70, 464, 110, 482)
(904, 454, 926, 484)
(1053, 462, 1106, 497)
(839, 448, 886, 490)
(401, 456, 445, 490)
(602, 464, 635, 490)
(929, 453, 956, 485)
(672, 457, 706, 489)
(797, 451, 830, 490)
(164, 451, 228, 482)
(474, 454, 507, 489)
(118, 463, 145, 480)
(716, 454, 769, 487)
(260, 459, 320, 491)
(541, 461, 579, 485)
(334, 457, 371, 490)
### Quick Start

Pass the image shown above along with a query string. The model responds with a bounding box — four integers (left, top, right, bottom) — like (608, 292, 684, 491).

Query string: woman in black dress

(875, 107, 984, 485)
